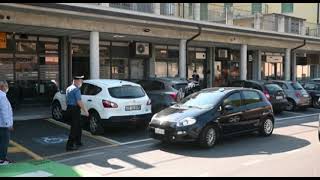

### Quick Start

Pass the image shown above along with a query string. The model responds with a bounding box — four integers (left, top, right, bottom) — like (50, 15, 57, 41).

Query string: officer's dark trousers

(0, 127, 10, 160)
(66, 105, 82, 148)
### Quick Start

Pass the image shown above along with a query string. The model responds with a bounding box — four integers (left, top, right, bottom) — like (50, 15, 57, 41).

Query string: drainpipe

(185, 26, 202, 78)
(291, 39, 306, 81)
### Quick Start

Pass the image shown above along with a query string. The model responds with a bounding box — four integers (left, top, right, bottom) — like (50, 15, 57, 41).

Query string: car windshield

(291, 82, 303, 90)
(176, 90, 225, 109)
(265, 84, 283, 94)
(108, 85, 145, 99)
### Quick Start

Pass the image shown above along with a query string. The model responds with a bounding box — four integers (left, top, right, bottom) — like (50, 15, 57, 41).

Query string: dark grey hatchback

(148, 87, 274, 148)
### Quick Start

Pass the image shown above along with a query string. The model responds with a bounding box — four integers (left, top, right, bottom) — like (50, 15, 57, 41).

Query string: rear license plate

(155, 128, 165, 135)
(276, 96, 283, 100)
(125, 105, 141, 111)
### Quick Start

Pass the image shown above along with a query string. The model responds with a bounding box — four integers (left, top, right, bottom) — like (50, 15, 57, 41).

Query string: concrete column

(194, 3, 200, 20)
(257, 50, 262, 80)
(100, 3, 109, 7)
(179, 39, 187, 79)
(284, 48, 291, 81)
(254, 13, 262, 30)
(68, 37, 72, 85)
(226, 7, 234, 25)
(240, 44, 247, 80)
(154, 3, 161, 15)
(292, 52, 297, 81)
(90, 31, 99, 79)
(207, 47, 214, 87)
(300, 20, 306, 35)
(149, 44, 156, 78)
(60, 36, 69, 90)
(278, 16, 285, 33)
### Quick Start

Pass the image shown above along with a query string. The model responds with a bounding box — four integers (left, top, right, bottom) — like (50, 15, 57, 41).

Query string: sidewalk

(0, 160, 80, 177)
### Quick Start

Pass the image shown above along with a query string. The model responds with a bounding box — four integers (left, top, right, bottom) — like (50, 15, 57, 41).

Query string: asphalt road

(49, 108, 320, 177)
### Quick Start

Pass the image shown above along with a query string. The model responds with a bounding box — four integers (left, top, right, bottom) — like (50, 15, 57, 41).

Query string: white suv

(51, 79, 152, 134)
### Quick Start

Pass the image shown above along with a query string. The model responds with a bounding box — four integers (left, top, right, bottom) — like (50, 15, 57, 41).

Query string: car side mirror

(224, 104, 234, 112)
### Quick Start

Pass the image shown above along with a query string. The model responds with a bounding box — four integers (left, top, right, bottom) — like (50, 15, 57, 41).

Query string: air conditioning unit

(135, 42, 150, 56)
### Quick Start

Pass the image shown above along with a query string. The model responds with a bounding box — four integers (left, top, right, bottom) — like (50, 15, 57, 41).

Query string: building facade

(0, 3, 320, 106)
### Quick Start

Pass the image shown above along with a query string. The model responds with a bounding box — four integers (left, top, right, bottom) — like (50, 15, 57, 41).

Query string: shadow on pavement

(157, 133, 311, 158)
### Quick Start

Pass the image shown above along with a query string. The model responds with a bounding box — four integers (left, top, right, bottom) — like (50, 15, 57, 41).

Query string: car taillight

(102, 100, 118, 108)
(295, 91, 301, 98)
(264, 90, 271, 100)
(147, 99, 152, 105)
(169, 93, 178, 101)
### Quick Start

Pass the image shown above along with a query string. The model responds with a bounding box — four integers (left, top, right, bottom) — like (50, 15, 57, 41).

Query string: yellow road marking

(8, 147, 23, 153)
(9, 140, 43, 160)
(45, 118, 121, 146)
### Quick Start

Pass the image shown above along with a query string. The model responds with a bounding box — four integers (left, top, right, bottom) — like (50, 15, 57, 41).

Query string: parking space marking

(46, 118, 121, 145)
(276, 113, 320, 121)
(9, 140, 43, 160)
(119, 138, 154, 146)
(8, 147, 23, 154)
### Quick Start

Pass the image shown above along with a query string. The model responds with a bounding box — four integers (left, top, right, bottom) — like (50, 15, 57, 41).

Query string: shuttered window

(281, 3, 293, 13)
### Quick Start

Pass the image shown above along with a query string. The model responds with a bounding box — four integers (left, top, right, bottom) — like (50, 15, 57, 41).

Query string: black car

(229, 80, 288, 113)
(303, 81, 320, 108)
(148, 87, 274, 148)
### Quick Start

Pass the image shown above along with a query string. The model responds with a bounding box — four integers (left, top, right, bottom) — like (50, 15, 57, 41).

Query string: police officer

(65, 75, 89, 151)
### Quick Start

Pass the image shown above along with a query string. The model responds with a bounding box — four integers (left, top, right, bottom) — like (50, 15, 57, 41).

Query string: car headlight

(151, 113, 158, 120)
(176, 117, 197, 127)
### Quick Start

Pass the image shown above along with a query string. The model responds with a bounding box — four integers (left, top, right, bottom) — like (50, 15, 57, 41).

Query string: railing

(83, 3, 320, 38)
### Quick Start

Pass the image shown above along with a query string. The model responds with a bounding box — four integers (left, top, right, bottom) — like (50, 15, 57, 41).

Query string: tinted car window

(138, 80, 153, 91)
(152, 81, 165, 90)
(304, 83, 316, 90)
(85, 84, 102, 96)
(108, 85, 145, 99)
(242, 90, 262, 105)
(290, 82, 303, 90)
(80, 83, 89, 94)
(178, 90, 225, 109)
(274, 82, 288, 90)
(265, 84, 283, 94)
(172, 83, 188, 91)
(223, 92, 241, 107)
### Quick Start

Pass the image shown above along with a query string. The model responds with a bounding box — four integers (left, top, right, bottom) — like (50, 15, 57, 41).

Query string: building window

(252, 3, 262, 14)
(224, 3, 233, 10)
(281, 3, 293, 13)
(200, 3, 208, 20)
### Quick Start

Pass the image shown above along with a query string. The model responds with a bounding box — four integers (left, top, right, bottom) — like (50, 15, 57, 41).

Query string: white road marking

(242, 159, 263, 166)
(14, 170, 53, 177)
(119, 138, 154, 146)
(276, 113, 319, 121)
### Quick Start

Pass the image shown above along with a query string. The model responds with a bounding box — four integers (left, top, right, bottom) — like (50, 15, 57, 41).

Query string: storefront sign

(266, 55, 283, 63)
(0, 32, 7, 49)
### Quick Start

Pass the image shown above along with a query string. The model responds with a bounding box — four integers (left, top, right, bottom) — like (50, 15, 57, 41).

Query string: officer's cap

(73, 75, 84, 80)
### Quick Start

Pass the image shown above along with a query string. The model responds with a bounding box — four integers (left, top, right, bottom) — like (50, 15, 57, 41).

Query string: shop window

(200, 3, 208, 20)
(16, 41, 37, 53)
(0, 53, 14, 80)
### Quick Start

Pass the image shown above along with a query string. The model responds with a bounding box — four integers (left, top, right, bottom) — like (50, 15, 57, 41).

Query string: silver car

(272, 80, 311, 111)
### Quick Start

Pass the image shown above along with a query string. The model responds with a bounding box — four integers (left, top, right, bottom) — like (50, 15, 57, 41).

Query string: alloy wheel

(53, 104, 62, 120)
(90, 115, 98, 133)
(264, 119, 273, 135)
(206, 128, 216, 146)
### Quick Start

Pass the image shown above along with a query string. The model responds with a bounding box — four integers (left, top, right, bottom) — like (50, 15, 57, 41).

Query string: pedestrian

(0, 80, 13, 165)
(65, 75, 89, 151)
(192, 70, 200, 82)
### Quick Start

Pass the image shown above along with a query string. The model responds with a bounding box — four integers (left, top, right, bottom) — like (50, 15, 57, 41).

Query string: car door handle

(87, 99, 92, 102)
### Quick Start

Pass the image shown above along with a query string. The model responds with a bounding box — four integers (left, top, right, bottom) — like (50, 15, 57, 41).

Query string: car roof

(201, 87, 256, 94)
(84, 79, 140, 87)
(147, 77, 188, 84)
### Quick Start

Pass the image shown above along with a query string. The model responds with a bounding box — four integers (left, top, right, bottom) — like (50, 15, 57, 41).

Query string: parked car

(228, 80, 288, 113)
(148, 87, 274, 148)
(318, 116, 320, 142)
(136, 77, 190, 114)
(271, 80, 311, 111)
(311, 78, 320, 83)
(303, 81, 320, 108)
(52, 79, 152, 134)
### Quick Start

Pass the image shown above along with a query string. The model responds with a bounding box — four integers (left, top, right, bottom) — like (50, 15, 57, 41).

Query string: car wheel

(312, 98, 320, 108)
(285, 99, 296, 111)
(259, 118, 274, 137)
(89, 111, 104, 135)
(199, 125, 219, 148)
(52, 101, 63, 121)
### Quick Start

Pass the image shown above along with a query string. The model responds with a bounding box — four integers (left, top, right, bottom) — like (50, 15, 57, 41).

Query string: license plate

(155, 128, 165, 135)
(303, 94, 309, 97)
(125, 105, 141, 111)
(276, 96, 283, 100)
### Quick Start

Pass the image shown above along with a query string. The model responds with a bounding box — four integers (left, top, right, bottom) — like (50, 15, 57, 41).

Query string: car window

(80, 83, 89, 95)
(290, 82, 303, 90)
(304, 83, 316, 90)
(231, 81, 244, 87)
(245, 82, 263, 91)
(265, 84, 283, 94)
(85, 84, 102, 96)
(152, 81, 165, 90)
(242, 90, 262, 105)
(138, 80, 153, 91)
(223, 92, 241, 107)
(108, 85, 145, 99)
(178, 90, 225, 109)
(172, 83, 188, 91)
(275, 82, 288, 90)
